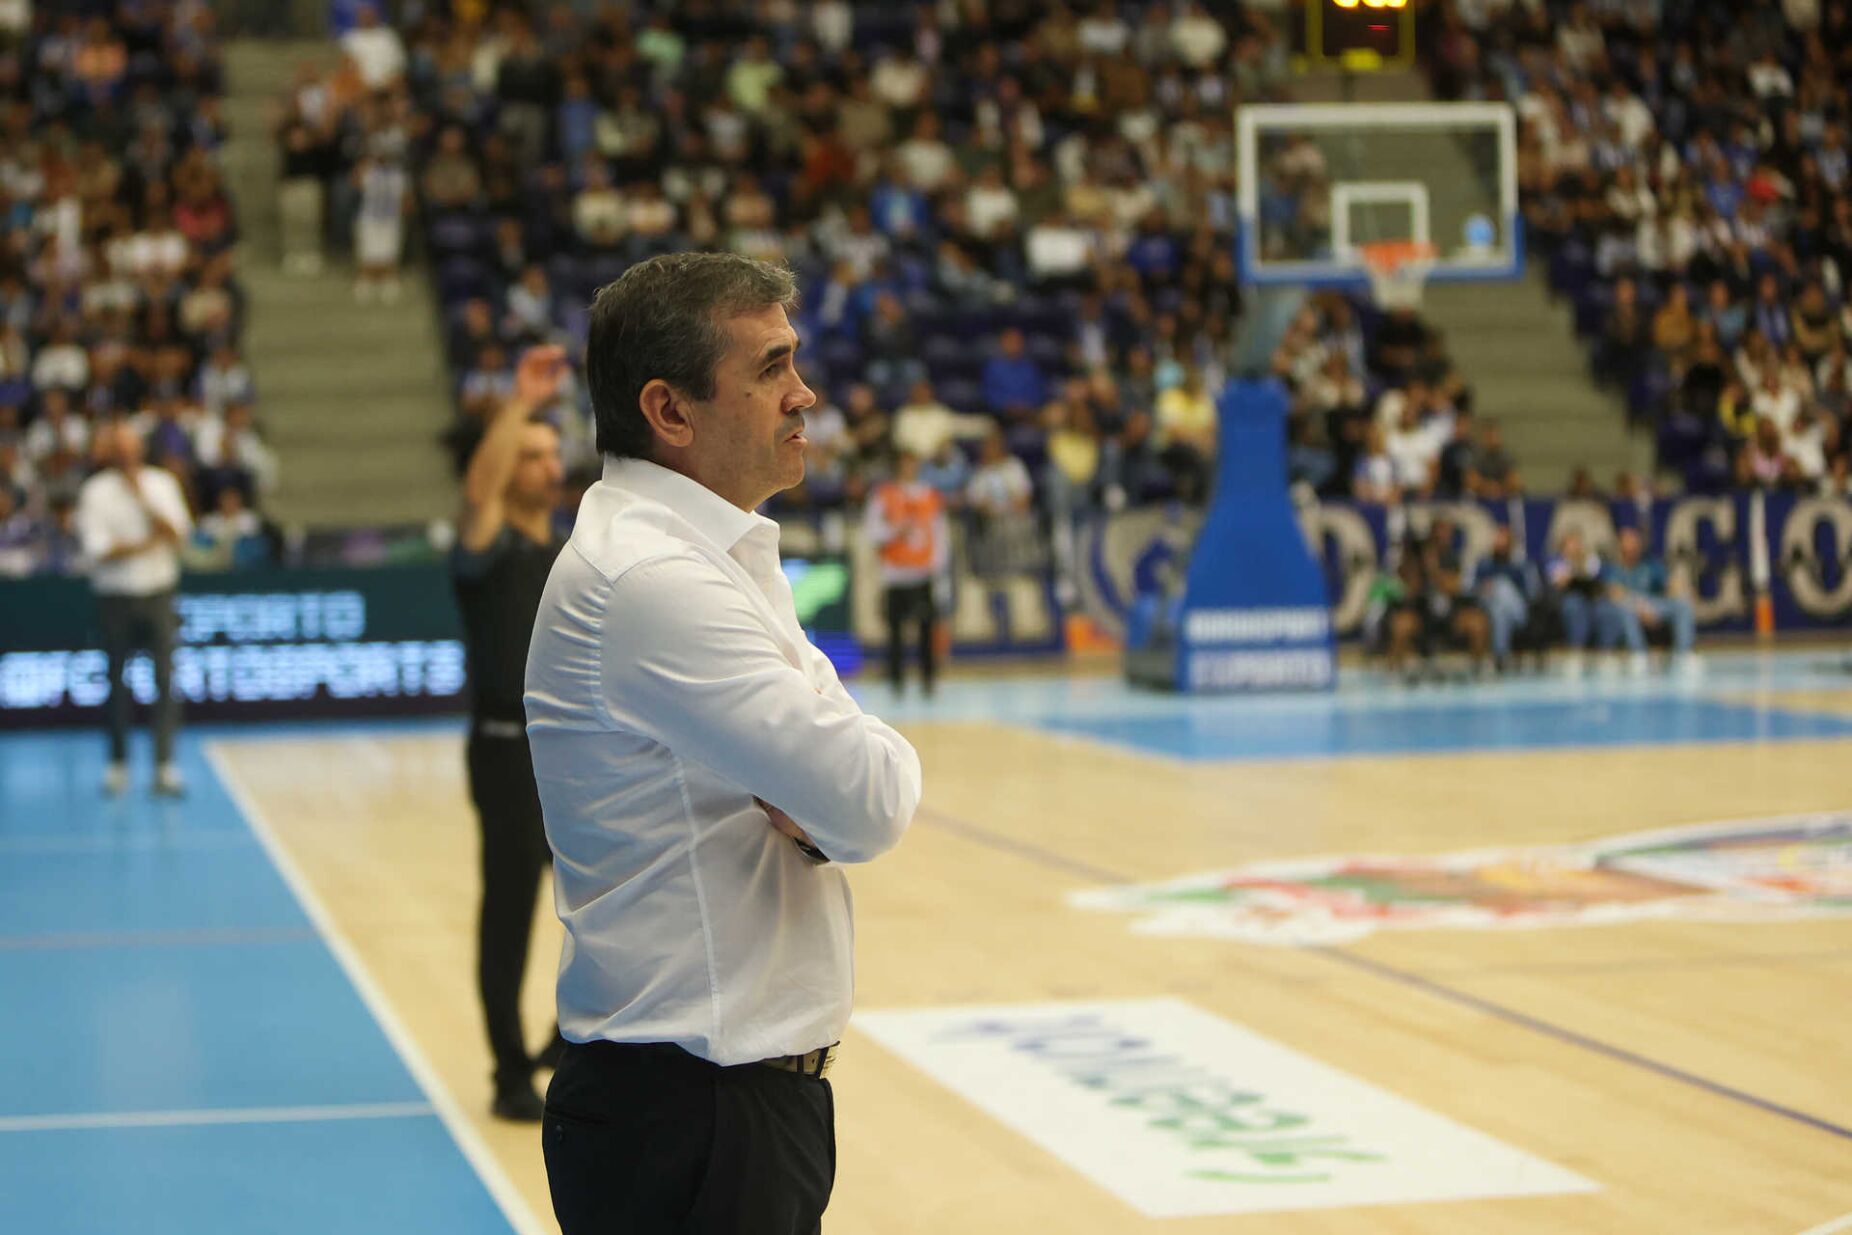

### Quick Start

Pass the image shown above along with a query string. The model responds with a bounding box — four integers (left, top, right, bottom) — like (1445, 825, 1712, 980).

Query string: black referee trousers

(545, 1041, 835, 1234)
(464, 717, 554, 1090)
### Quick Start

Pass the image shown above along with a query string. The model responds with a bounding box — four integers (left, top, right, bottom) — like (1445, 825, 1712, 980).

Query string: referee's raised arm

(458, 343, 567, 551)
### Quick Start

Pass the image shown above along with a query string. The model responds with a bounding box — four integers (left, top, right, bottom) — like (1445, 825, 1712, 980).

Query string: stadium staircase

(1293, 69, 1653, 494)
(221, 40, 457, 531)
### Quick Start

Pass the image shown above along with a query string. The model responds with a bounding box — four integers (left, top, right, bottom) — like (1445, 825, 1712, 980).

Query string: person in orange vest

(863, 449, 950, 695)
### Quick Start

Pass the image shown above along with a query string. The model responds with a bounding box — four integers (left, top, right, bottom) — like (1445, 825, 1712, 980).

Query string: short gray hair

(586, 252, 799, 459)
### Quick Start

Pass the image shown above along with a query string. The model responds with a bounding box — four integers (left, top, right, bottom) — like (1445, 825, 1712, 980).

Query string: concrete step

(227, 38, 454, 530)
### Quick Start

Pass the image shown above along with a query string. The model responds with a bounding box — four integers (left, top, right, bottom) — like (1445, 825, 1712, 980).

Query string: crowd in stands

(271, 0, 1535, 606)
(1427, 0, 1852, 497)
(0, 1, 279, 579)
(1268, 290, 1523, 506)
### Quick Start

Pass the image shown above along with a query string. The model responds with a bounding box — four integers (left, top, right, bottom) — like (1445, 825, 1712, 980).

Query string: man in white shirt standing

(526, 252, 922, 1234)
(75, 422, 193, 796)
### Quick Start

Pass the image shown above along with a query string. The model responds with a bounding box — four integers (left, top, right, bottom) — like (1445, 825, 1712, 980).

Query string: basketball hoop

(1359, 240, 1437, 311)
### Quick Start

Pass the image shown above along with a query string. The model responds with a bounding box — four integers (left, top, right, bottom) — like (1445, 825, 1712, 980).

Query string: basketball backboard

(1236, 102, 1520, 289)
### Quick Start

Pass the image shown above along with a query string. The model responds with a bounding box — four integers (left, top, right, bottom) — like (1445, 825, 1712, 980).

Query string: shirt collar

(601, 456, 777, 555)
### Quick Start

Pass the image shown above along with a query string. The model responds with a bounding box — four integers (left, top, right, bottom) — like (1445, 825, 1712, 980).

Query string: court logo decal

(854, 998, 1595, 1217)
(1071, 814, 1852, 945)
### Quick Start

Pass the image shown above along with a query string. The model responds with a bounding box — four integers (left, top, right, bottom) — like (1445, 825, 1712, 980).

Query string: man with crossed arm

(526, 253, 921, 1233)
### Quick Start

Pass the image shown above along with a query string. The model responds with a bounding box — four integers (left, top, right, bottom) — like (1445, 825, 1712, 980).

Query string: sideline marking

(0, 1101, 433, 1134)
(206, 743, 550, 1235)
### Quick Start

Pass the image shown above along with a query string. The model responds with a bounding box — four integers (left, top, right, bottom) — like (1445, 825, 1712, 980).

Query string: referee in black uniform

(452, 343, 570, 1121)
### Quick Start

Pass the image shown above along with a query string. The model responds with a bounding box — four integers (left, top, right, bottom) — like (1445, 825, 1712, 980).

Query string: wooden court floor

(212, 674, 1852, 1234)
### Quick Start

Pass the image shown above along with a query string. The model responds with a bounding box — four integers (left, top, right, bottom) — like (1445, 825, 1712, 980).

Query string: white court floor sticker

(854, 998, 1596, 1218)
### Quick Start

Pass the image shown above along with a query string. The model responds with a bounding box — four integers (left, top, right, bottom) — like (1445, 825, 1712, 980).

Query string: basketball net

(1359, 240, 1437, 311)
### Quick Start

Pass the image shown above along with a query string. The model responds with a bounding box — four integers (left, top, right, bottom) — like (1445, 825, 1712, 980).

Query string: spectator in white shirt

(964, 164, 1020, 240)
(340, 3, 406, 90)
(1170, 2, 1228, 68)
(31, 319, 89, 392)
(527, 252, 919, 1234)
(74, 421, 194, 797)
(23, 387, 88, 462)
(896, 113, 956, 191)
(891, 379, 990, 461)
(1751, 367, 1802, 433)
(195, 343, 254, 417)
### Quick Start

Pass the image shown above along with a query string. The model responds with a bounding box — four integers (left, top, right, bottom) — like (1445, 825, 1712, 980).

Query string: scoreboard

(1299, 0, 1414, 71)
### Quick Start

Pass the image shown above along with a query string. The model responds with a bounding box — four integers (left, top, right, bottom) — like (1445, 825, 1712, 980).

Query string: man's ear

(639, 379, 695, 450)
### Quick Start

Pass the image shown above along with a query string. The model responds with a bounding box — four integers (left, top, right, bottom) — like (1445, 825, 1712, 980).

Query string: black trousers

(97, 589, 179, 765)
(464, 717, 556, 1090)
(545, 1041, 835, 1235)
(882, 582, 936, 691)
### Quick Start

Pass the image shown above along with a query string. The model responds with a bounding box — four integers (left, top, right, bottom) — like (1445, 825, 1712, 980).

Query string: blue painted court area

(1041, 695, 1852, 761)
(852, 648, 1852, 762)
(0, 731, 517, 1235)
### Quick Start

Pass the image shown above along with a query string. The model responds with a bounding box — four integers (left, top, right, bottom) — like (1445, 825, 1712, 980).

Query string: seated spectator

(1610, 526, 1700, 674)
(572, 160, 627, 251)
(194, 481, 267, 571)
(0, 471, 45, 580)
(1703, 279, 1748, 352)
(31, 320, 89, 393)
(421, 126, 482, 211)
(341, 3, 406, 91)
(1154, 362, 1216, 504)
(1350, 419, 1400, 506)
(625, 181, 678, 240)
(504, 265, 556, 343)
(1370, 307, 1430, 380)
(195, 401, 279, 499)
(196, 344, 255, 417)
(1750, 365, 1802, 433)
(982, 327, 1049, 418)
(1384, 517, 1490, 677)
(1025, 208, 1096, 286)
(1597, 277, 1649, 386)
(1471, 419, 1521, 498)
(23, 389, 89, 463)
(1792, 283, 1840, 363)
(1383, 395, 1447, 500)
(1750, 274, 1792, 350)
(35, 493, 84, 576)
(892, 381, 988, 462)
(862, 293, 927, 392)
(897, 114, 956, 193)
(460, 345, 515, 422)
(1652, 282, 1697, 365)
(1471, 524, 1548, 671)
(1782, 404, 1835, 485)
(1547, 530, 1629, 673)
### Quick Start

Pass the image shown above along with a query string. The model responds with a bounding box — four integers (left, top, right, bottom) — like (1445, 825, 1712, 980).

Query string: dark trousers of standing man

(545, 1040, 835, 1234)
(465, 716, 555, 1092)
(98, 590, 179, 764)
(882, 581, 936, 692)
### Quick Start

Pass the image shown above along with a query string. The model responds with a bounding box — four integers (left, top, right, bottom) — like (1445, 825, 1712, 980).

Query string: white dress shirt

(74, 467, 192, 596)
(525, 458, 922, 1066)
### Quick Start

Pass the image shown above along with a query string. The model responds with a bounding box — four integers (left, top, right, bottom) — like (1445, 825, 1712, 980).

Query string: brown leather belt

(755, 1043, 838, 1079)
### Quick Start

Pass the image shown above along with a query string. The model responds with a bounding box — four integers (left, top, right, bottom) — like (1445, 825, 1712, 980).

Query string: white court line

(0, 1101, 433, 1134)
(205, 744, 550, 1235)
(1796, 1214, 1852, 1235)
